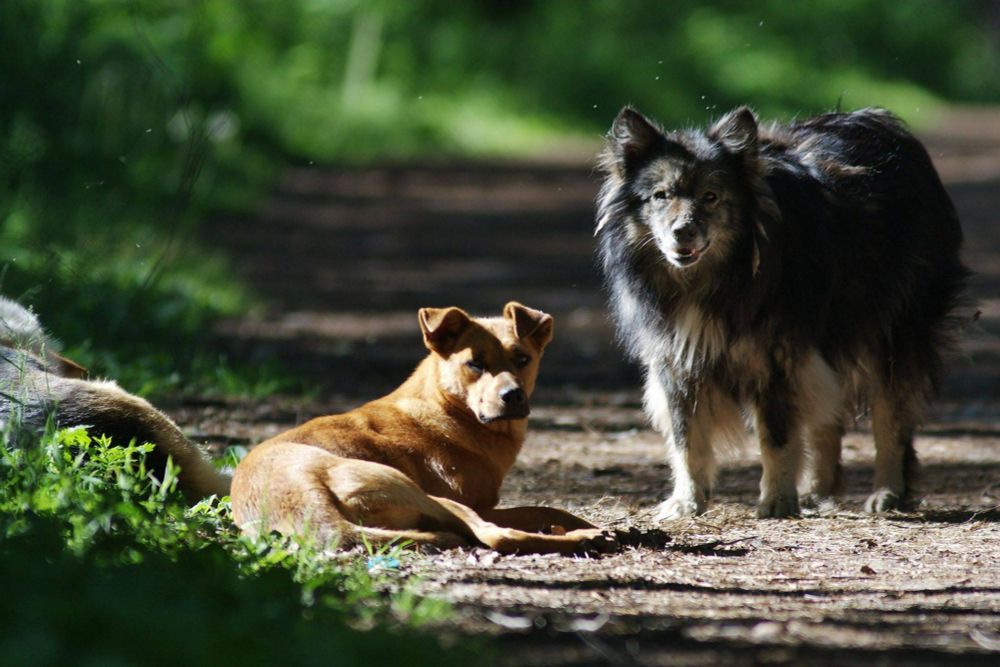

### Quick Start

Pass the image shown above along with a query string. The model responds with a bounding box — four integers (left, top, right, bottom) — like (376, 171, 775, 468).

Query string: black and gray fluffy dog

(595, 106, 968, 518)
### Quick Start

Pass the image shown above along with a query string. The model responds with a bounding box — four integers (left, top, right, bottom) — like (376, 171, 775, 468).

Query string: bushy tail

(57, 380, 231, 500)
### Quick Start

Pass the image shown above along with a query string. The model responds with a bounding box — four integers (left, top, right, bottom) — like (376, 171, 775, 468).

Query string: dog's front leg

(647, 366, 715, 520)
(755, 378, 804, 518)
(479, 506, 597, 533)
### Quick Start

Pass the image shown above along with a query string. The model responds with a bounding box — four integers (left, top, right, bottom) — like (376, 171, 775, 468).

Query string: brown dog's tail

(53, 379, 232, 500)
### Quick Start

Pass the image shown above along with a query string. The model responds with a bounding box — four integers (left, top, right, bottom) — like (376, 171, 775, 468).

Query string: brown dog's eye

(466, 360, 484, 373)
(702, 191, 718, 204)
(514, 354, 531, 369)
(652, 190, 667, 201)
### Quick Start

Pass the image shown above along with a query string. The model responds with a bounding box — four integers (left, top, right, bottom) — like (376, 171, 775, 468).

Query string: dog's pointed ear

(710, 106, 759, 155)
(50, 352, 89, 379)
(503, 302, 554, 350)
(608, 107, 667, 170)
(418, 307, 472, 355)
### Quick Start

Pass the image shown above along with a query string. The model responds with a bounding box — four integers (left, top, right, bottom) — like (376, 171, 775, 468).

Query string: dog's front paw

(799, 493, 837, 514)
(756, 492, 800, 519)
(654, 496, 703, 521)
(864, 488, 903, 513)
(568, 528, 620, 554)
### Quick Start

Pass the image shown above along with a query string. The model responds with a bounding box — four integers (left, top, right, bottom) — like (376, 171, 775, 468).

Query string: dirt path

(192, 108, 1000, 665)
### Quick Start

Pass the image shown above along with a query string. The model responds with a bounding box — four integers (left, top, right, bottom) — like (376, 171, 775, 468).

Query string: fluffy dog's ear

(418, 307, 471, 355)
(710, 106, 759, 155)
(50, 352, 89, 379)
(503, 302, 554, 350)
(608, 107, 667, 170)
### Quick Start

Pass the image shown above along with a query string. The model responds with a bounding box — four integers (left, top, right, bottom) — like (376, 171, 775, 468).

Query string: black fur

(596, 106, 969, 517)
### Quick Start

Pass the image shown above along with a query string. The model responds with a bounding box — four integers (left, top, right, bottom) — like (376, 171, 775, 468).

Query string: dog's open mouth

(673, 242, 710, 266)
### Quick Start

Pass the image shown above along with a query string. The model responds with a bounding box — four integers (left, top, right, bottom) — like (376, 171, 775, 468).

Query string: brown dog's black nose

(501, 387, 526, 406)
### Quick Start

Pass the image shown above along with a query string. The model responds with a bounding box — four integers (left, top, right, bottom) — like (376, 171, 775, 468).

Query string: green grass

(0, 424, 475, 665)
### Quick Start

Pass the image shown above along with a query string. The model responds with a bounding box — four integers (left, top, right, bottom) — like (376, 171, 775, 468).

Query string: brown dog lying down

(231, 303, 614, 555)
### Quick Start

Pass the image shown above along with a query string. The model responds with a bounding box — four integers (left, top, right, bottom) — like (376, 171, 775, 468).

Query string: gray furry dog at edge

(0, 295, 230, 500)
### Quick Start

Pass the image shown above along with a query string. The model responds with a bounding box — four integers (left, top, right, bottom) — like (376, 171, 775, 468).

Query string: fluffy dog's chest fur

(641, 297, 774, 397)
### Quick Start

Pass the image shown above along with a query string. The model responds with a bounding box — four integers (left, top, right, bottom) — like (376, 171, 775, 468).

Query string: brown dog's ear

(418, 307, 472, 355)
(503, 302, 554, 350)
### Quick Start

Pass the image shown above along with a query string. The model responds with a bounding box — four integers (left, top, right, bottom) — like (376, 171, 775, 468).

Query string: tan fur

(231, 302, 612, 555)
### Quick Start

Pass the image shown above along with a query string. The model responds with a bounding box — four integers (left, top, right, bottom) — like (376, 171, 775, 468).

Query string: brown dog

(231, 302, 612, 555)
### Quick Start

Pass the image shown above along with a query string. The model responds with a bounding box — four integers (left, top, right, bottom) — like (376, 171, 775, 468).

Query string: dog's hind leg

(866, 385, 921, 513)
(755, 368, 806, 518)
(322, 457, 484, 545)
(333, 480, 614, 555)
(756, 422, 804, 518)
(234, 443, 478, 549)
(341, 526, 472, 551)
(800, 421, 844, 510)
(798, 353, 847, 510)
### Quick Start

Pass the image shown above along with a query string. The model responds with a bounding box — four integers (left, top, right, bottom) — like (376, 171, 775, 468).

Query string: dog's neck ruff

(661, 304, 725, 375)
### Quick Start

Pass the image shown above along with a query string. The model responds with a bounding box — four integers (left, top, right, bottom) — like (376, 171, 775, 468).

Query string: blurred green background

(2, 0, 999, 393)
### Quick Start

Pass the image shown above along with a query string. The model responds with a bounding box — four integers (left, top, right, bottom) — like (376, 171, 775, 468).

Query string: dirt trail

(193, 108, 1000, 665)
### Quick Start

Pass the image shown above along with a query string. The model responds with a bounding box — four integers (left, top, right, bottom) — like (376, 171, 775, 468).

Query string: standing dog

(595, 106, 968, 519)
(232, 302, 610, 554)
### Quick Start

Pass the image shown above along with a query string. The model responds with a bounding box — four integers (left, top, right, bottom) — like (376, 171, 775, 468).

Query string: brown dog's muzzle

(476, 374, 530, 423)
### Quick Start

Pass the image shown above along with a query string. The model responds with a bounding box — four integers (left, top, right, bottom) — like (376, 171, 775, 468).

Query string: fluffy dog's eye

(702, 191, 719, 204)
(466, 360, 484, 373)
(513, 353, 531, 369)
(652, 190, 668, 201)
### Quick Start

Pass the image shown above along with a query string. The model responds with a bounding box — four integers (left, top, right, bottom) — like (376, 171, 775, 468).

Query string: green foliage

(0, 425, 467, 664)
(0, 0, 276, 395)
(2, 0, 998, 396)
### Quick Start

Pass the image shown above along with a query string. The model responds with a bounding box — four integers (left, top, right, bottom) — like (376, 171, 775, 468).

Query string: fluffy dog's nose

(673, 223, 697, 244)
(501, 387, 526, 406)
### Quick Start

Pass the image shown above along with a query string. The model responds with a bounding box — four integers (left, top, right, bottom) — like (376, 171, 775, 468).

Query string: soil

(186, 107, 1000, 665)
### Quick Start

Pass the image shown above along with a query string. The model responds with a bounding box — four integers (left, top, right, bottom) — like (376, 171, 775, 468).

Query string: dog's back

(757, 109, 968, 388)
